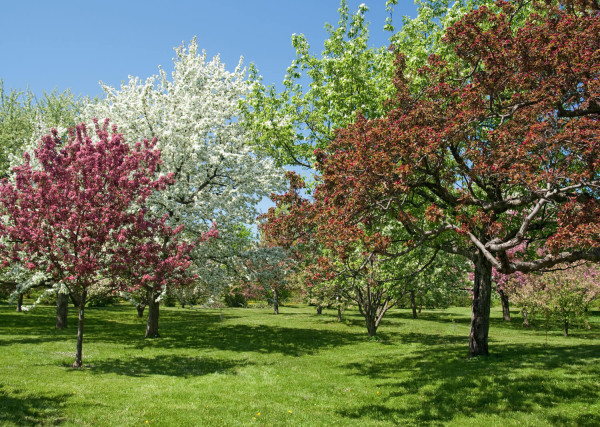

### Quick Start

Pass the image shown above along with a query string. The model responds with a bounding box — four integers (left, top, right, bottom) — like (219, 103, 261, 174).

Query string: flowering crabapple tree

(230, 245, 295, 314)
(261, 172, 446, 337)
(301, 0, 600, 356)
(87, 38, 284, 295)
(504, 263, 600, 336)
(0, 120, 191, 367)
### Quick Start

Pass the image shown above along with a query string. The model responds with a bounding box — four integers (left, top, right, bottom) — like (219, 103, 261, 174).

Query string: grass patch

(1, 302, 599, 425)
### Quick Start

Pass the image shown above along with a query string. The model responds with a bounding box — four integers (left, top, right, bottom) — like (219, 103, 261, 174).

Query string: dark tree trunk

(56, 292, 69, 329)
(273, 289, 279, 315)
(522, 308, 530, 327)
(316, 305, 323, 315)
(136, 304, 146, 318)
(73, 290, 87, 368)
(337, 296, 342, 322)
(366, 316, 378, 337)
(410, 290, 418, 319)
(469, 253, 493, 357)
(16, 293, 23, 312)
(498, 289, 511, 321)
(145, 290, 160, 338)
(564, 320, 569, 337)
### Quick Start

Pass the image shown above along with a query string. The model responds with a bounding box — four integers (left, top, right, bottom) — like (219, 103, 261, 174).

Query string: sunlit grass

(1, 302, 599, 425)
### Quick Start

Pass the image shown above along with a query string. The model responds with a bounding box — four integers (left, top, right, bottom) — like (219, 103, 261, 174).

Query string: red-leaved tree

(0, 119, 193, 366)
(272, 0, 600, 356)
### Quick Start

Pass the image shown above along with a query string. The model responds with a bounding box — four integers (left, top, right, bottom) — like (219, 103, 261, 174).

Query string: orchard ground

(1, 303, 599, 426)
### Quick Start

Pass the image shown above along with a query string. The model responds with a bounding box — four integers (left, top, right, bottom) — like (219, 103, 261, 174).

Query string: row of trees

(1, 0, 599, 363)
(257, 0, 600, 356)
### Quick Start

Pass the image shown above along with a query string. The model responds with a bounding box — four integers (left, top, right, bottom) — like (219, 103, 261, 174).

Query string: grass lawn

(1, 302, 599, 426)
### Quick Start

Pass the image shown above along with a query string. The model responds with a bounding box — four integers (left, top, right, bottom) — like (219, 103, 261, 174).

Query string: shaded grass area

(0, 303, 599, 425)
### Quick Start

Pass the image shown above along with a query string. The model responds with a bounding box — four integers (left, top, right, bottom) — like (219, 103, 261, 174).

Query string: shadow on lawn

(0, 306, 364, 357)
(0, 384, 70, 425)
(85, 355, 250, 378)
(339, 341, 600, 425)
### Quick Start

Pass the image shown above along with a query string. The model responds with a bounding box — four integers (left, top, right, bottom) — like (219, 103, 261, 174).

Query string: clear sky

(0, 1, 419, 98)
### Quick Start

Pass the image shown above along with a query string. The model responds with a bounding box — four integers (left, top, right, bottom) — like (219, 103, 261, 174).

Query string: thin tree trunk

(56, 292, 69, 329)
(145, 289, 160, 338)
(73, 290, 87, 368)
(16, 293, 23, 312)
(273, 289, 279, 315)
(522, 308, 530, 327)
(564, 320, 569, 337)
(316, 305, 323, 315)
(469, 252, 493, 357)
(336, 296, 342, 322)
(498, 289, 511, 321)
(410, 290, 418, 319)
(136, 304, 145, 318)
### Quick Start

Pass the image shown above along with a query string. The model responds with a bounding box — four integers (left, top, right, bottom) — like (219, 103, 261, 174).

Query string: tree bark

(410, 290, 418, 319)
(273, 289, 279, 315)
(365, 315, 378, 337)
(498, 289, 511, 321)
(145, 290, 160, 338)
(336, 296, 342, 322)
(469, 253, 493, 357)
(73, 290, 87, 368)
(522, 308, 530, 327)
(16, 293, 23, 312)
(564, 320, 569, 337)
(316, 305, 323, 315)
(56, 292, 69, 329)
(136, 304, 146, 318)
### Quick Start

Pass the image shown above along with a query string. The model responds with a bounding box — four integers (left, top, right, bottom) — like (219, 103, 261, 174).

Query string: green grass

(1, 303, 600, 426)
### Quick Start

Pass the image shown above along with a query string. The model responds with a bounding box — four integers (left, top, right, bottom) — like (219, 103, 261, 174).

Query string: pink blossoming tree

(0, 119, 193, 367)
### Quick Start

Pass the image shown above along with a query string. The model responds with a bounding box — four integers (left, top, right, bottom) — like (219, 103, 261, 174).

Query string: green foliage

(0, 81, 87, 178)
(243, 0, 397, 168)
(1, 304, 600, 425)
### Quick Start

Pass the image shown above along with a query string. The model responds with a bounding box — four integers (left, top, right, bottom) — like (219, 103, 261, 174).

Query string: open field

(1, 303, 599, 426)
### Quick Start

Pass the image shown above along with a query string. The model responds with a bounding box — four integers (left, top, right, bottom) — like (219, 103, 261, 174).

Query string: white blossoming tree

(87, 38, 285, 308)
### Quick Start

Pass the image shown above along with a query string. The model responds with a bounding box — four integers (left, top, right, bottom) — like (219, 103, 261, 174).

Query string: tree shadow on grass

(0, 384, 70, 425)
(82, 355, 250, 378)
(0, 306, 365, 357)
(88, 321, 365, 357)
(339, 341, 600, 425)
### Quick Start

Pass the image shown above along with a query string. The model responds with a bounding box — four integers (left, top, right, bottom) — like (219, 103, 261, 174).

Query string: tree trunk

(16, 293, 23, 312)
(469, 253, 493, 357)
(316, 305, 323, 315)
(337, 296, 342, 322)
(410, 290, 418, 319)
(73, 290, 86, 368)
(522, 308, 530, 327)
(145, 290, 160, 338)
(564, 320, 569, 337)
(273, 289, 279, 315)
(366, 315, 378, 337)
(56, 292, 69, 329)
(498, 289, 511, 321)
(136, 304, 145, 318)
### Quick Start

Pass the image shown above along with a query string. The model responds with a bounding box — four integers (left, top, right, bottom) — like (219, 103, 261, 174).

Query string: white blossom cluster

(86, 38, 286, 292)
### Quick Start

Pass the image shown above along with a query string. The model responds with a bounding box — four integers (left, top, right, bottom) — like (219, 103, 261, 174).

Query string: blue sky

(1, 1, 420, 222)
(1, 1, 418, 98)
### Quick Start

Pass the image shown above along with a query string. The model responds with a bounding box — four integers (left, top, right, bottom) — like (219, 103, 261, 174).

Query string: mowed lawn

(1, 302, 599, 426)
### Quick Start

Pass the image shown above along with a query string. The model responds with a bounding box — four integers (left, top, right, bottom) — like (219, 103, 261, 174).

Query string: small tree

(506, 264, 600, 336)
(231, 246, 295, 315)
(0, 120, 189, 367)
